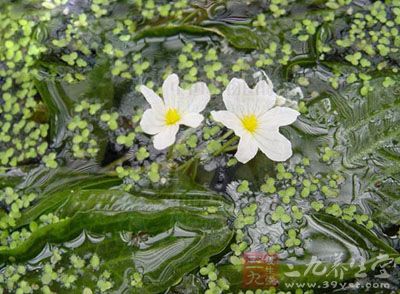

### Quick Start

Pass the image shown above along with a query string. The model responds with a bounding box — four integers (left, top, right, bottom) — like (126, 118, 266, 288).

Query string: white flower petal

(140, 109, 165, 135)
(211, 110, 245, 137)
(235, 134, 259, 163)
(180, 82, 210, 113)
(153, 125, 179, 150)
(254, 130, 293, 161)
(140, 85, 164, 112)
(180, 113, 203, 128)
(222, 78, 277, 117)
(162, 73, 180, 108)
(222, 78, 250, 116)
(260, 107, 300, 127)
(254, 80, 276, 110)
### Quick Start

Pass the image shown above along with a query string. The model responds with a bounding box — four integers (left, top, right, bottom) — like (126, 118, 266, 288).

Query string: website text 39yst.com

(284, 281, 391, 290)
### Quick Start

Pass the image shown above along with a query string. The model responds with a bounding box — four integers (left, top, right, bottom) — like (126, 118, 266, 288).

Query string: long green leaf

(1, 183, 234, 293)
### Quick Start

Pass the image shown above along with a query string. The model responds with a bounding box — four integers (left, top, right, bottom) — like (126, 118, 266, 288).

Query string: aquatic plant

(140, 73, 210, 150)
(211, 78, 299, 163)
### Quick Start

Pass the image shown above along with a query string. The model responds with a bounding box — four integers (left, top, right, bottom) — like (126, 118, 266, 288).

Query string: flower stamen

(241, 114, 258, 133)
(165, 108, 181, 125)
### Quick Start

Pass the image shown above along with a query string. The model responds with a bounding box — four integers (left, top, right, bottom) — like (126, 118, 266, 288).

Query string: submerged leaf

(1, 180, 233, 293)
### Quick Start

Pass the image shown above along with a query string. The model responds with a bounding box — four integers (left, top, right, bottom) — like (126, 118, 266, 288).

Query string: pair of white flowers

(139, 74, 299, 164)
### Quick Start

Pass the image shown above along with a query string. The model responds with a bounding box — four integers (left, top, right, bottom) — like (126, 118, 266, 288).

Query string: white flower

(211, 78, 300, 163)
(139, 74, 210, 150)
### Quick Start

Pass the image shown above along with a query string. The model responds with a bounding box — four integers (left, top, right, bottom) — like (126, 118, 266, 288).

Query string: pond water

(0, 0, 399, 293)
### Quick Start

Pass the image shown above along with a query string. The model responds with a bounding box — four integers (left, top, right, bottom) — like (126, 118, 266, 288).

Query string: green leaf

(34, 79, 74, 148)
(308, 67, 400, 226)
(1, 181, 233, 293)
(208, 24, 270, 50)
(131, 23, 265, 50)
(17, 164, 121, 200)
(311, 213, 397, 255)
(331, 74, 400, 171)
(132, 24, 215, 41)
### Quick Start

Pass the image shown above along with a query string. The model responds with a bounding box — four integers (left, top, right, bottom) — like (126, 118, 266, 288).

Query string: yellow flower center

(165, 108, 181, 125)
(241, 114, 258, 133)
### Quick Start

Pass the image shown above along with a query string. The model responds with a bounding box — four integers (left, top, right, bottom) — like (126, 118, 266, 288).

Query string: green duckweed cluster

(228, 154, 375, 263)
(0, 247, 107, 293)
(0, 187, 36, 249)
(336, 2, 400, 62)
(200, 263, 230, 294)
(67, 101, 102, 159)
(0, 8, 49, 167)
(0, 185, 71, 253)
